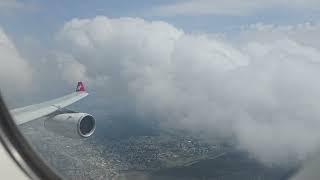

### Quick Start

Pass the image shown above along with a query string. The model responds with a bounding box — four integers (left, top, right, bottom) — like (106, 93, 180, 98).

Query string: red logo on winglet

(76, 81, 86, 92)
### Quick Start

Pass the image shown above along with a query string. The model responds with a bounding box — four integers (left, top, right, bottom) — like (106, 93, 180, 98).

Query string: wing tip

(76, 81, 86, 92)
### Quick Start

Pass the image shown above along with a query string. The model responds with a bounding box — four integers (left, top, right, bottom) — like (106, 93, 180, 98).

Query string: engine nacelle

(44, 113, 96, 138)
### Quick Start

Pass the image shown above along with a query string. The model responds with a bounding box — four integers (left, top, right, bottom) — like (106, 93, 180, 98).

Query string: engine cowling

(44, 113, 96, 138)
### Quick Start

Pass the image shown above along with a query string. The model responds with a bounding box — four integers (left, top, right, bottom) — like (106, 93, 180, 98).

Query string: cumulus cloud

(0, 28, 32, 96)
(54, 53, 89, 85)
(3, 16, 320, 166)
(151, 0, 320, 16)
(0, 29, 88, 107)
(54, 16, 320, 165)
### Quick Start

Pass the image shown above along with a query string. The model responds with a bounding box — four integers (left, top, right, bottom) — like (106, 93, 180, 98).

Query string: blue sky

(0, 1, 175, 39)
(1, 0, 320, 44)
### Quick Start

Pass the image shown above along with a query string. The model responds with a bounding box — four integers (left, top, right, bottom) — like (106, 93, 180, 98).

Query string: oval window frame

(0, 93, 62, 180)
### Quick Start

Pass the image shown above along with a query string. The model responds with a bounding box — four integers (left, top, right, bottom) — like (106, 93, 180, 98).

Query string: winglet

(76, 81, 86, 92)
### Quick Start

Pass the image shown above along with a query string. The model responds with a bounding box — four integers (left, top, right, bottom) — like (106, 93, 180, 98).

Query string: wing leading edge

(10, 82, 88, 125)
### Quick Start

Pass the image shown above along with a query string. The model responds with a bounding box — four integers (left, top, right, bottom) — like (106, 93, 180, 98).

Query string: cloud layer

(0, 0, 39, 13)
(151, 0, 320, 16)
(55, 17, 320, 165)
(0, 28, 32, 96)
(3, 16, 320, 165)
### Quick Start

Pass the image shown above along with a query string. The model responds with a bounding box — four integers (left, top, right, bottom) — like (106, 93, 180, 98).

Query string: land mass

(19, 117, 298, 180)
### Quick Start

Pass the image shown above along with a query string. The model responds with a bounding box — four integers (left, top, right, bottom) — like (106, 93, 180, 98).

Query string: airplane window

(1, 1, 320, 180)
(0, 94, 61, 179)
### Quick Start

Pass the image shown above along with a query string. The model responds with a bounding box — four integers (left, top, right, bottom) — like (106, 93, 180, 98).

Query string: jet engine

(44, 113, 96, 138)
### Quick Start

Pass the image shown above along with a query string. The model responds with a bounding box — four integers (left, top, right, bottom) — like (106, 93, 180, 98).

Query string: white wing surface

(10, 82, 88, 125)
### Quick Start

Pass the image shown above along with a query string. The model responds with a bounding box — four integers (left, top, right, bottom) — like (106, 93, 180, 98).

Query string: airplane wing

(9, 82, 96, 138)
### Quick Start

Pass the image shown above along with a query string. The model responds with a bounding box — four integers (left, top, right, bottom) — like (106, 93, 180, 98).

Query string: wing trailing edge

(10, 82, 89, 125)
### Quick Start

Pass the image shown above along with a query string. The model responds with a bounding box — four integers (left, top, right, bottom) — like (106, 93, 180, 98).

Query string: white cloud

(3, 16, 320, 166)
(151, 0, 320, 16)
(54, 53, 89, 85)
(54, 17, 320, 165)
(0, 0, 39, 13)
(0, 30, 87, 106)
(0, 28, 32, 96)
